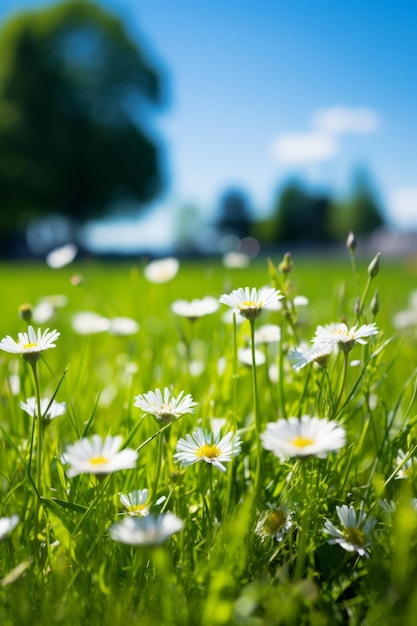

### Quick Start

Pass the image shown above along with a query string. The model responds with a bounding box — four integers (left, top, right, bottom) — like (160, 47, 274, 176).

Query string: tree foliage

(272, 181, 333, 244)
(0, 0, 165, 251)
(216, 188, 253, 241)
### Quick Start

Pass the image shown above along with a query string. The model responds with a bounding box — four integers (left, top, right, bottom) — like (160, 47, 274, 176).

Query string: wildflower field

(1, 248, 417, 626)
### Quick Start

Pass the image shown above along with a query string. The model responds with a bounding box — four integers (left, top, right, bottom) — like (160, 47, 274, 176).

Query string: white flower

(144, 257, 179, 284)
(380, 498, 417, 520)
(293, 295, 309, 307)
(261, 415, 346, 460)
(393, 310, 417, 330)
(0, 326, 60, 363)
(171, 296, 219, 319)
(255, 504, 293, 542)
(0, 514, 19, 541)
(254, 324, 281, 344)
(46, 243, 78, 268)
(395, 448, 416, 479)
(71, 312, 110, 335)
(20, 397, 66, 421)
(219, 287, 283, 320)
(120, 489, 150, 516)
(108, 317, 140, 336)
(288, 343, 333, 371)
(238, 347, 266, 367)
(323, 505, 376, 558)
(61, 434, 138, 477)
(110, 512, 183, 546)
(312, 322, 378, 352)
(134, 387, 197, 424)
(222, 252, 250, 269)
(174, 427, 242, 473)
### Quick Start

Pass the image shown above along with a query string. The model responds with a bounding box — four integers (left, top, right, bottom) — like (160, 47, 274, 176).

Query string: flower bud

(278, 252, 293, 275)
(346, 231, 358, 252)
(18, 303, 32, 322)
(368, 252, 381, 278)
(370, 290, 379, 317)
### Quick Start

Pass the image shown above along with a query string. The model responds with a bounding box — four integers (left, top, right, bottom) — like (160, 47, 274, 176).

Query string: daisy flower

(255, 504, 293, 542)
(288, 343, 333, 371)
(144, 257, 179, 284)
(134, 387, 197, 425)
(323, 505, 376, 558)
(254, 324, 281, 344)
(46, 243, 78, 268)
(61, 434, 138, 478)
(219, 287, 283, 320)
(20, 397, 66, 421)
(120, 489, 150, 516)
(108, 317, 140, 336)
(171, 296, 219, 320)
(261, 415, 346, 460)
(312, 322, 378, 352)
(222, 251, 250, 269)
(174, 427, 242, 473)
(71, 311, 110, 335)
(110, 512, 183, 546)
(0, 326, 60, 363)
(0, 514, 19, 541)
(238, 347, 266, 367)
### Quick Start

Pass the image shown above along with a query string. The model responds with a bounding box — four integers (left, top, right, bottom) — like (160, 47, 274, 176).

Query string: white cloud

(312, 106, 380, 134)
(270, 132, 339, 164)
(388, 187, 417, 230)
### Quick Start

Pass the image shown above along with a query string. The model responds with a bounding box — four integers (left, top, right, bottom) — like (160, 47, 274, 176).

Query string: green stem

(29, 362, 43, 502)
(358, 275, 372, 321)
(250, 320, 262, 508)
(294, 459, 311, 581)
(151, 433, 163, 503)
(232, 312, 239, 430)
(332, 350, 349, 418)
(278, 323, 287, 419)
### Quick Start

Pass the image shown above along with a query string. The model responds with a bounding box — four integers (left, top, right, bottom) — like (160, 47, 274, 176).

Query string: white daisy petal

(219, 286, 283, 320)
(324, 504, 375, 558)
(261, 415, 346, 460)
(61, 434, 138, 477)
(0, 326, 60, 363)
(110, 513, 183, 546)
(174, 427, 241, 472)
(134, 387, 197, 424)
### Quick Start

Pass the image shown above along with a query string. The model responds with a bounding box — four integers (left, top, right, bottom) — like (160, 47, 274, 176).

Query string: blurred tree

(329, 170, 385, 239)
(0, 0, 165, 255)
(215, 188, 253, 241)
(272, 181, 333, 244)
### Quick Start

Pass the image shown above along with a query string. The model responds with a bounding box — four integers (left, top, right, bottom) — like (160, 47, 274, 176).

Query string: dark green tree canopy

(273, 181, 333, 244)
(0, 0, 165, 246)
(216, 188, 253, 241)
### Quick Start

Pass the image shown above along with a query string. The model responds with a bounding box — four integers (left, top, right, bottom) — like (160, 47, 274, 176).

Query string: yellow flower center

(345, 526, 366, 547)
(290, 436, 315, 448)
(242, 300, 260, 308)
(263, 510, 286, 534)
(23, 342, 39, 350)
(90, 455, 109, 465)
(128, 504, 148, 514)
(196, 444, 221, 459)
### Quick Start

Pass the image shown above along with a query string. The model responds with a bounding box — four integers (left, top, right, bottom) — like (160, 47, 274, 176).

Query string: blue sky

(1, 0, 417, 251)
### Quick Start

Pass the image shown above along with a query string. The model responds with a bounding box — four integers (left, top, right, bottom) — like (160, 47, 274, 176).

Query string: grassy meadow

(1, 249, 417, 625)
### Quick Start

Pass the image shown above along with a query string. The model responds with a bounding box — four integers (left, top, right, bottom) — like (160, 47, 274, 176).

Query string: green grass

(1, 251, 417, 625)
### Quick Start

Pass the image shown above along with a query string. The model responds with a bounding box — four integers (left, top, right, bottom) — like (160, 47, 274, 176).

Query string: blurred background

(0, 0, 416, 260)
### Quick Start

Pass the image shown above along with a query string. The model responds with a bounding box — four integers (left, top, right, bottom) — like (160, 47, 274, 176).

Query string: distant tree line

(0, 0, 385, 258)
(215, 171, 385, 248)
